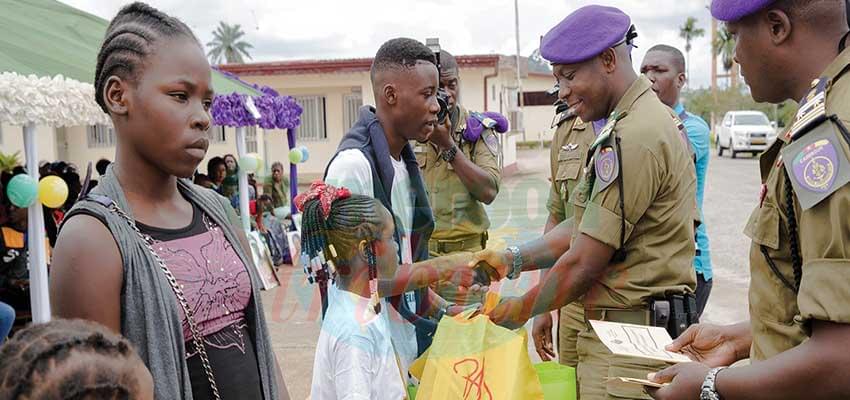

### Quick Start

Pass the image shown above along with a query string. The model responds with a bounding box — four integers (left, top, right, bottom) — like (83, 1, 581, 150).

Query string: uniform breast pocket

(451, 192, 471, 210)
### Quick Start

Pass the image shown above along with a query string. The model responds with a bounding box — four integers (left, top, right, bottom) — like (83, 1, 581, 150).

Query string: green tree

(684, 87, 798, 132)
(206, 22, 253, 64)
(679, 16, 705, 82)
(0, 151, 21, 173)
(714, 26, 737, 86)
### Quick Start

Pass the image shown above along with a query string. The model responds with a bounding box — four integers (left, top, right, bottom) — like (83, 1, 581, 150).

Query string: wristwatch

(700, 367, 727, 400)
(506, 246, 523, 280)
(440, 144, 458, 162)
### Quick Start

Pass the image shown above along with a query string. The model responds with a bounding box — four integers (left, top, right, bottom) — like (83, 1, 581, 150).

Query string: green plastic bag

(534, 362, 577, 400)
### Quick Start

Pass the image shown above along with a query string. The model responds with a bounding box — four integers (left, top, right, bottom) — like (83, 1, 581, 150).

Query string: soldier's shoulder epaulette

(788, 77, 830, 141)
(554, 109, 577, 128)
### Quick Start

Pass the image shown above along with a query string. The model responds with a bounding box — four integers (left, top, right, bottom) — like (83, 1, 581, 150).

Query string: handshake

(428, 248, 513, 297)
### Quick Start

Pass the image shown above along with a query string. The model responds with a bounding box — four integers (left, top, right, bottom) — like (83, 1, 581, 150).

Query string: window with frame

(343, 93, 363, 132)
(87, 124, 116, 148)
(245, 126, 258, 153)
(294, 95, 327, 141)
(209, 125, 226, 143)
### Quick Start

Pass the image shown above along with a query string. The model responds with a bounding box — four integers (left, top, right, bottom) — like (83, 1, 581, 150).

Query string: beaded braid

(364, 241, 381, 314)
(0, 319, 147, 400)
(783, 170, 803, 291)
(93, 2, 198, 113)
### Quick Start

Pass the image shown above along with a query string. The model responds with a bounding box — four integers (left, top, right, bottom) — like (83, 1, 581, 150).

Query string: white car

(716, 111, 777, 158)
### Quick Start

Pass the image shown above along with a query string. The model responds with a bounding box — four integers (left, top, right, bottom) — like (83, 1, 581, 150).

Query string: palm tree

(0, 151, 21, 173)
(679, 16, 705, 84)
(206, 22, 253, 64)
(713, 26, 738, 88)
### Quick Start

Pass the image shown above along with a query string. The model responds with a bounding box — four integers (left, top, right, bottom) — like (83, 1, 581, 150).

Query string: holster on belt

(586, 293, 698, 339)
(650, 293, 699, 338)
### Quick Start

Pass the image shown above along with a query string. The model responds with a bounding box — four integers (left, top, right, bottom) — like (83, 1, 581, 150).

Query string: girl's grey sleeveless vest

(64, 167, 281, 400)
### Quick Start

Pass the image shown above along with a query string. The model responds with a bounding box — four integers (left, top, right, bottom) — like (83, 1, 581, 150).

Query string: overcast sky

(64, 0, 718, 88)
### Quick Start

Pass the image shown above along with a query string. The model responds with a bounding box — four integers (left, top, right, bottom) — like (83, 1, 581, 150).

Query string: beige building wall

(0, 64, 549, 181)
(1, 122, 58, 168)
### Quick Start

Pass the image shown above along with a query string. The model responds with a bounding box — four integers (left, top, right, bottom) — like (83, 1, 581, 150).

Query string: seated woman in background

(206, 156, 227, 194)
(0, 319, 154, 400)
(263, 162, 290, 210)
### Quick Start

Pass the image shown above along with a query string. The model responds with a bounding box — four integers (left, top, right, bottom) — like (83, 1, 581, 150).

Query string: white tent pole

(235, 127, 251, 232)
(24, 123, 51, 323)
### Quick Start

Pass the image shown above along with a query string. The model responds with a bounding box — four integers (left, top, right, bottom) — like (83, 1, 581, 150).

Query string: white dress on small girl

(309, 285, 407, 400)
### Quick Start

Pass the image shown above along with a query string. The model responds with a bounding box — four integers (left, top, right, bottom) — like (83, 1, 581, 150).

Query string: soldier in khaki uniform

(472, 6, 698, 399)
(532, 103, 596, 369)
(415, 50, 501, 305)
(649, 1, 850, 399)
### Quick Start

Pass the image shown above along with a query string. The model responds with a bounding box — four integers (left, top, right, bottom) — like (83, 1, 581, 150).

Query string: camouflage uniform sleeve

(578, 140, 663, 249)
(797, 184, 850, 325)
(472, 129, 502, 190)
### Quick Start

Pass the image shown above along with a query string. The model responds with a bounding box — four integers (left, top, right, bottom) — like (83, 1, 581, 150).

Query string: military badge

(592, 146, 619, 194)
(781, 120, 850, 210)
(792, 139, 837, 193)
(484, 132, 500, 156)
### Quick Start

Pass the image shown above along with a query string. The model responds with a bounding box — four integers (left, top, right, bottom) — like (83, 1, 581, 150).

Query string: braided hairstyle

(94, 2, 198, 113)
(0, 319, 150, 400)
(300, 194, 386, 276)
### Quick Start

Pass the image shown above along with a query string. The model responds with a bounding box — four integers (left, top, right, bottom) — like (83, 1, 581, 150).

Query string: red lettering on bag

(452, 358, 493, 400)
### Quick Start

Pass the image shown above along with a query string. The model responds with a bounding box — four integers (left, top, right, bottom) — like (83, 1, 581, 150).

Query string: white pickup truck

(716, 111, 777, 158)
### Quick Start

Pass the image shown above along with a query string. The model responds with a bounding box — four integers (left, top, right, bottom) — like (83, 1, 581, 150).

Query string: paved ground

(264, 147, 761, 399)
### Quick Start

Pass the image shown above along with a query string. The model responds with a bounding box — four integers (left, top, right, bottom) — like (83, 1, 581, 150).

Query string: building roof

(218, 54, 503, 76)
(0, 0, 258, 95)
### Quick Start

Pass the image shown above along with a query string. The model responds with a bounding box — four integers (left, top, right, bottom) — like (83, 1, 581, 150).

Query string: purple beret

(541, 5, 631, 64)
(711, 0, 775, 22)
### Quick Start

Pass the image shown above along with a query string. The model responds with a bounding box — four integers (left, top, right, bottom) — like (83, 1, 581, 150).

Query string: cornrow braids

(0, 319, 149, 400)
(94, 2, 198, 113)
(299, 194, 386, 280)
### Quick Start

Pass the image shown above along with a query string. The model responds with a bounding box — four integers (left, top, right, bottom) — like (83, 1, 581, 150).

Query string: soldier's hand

(532, 313, 557, 361)
(665, 323, 744, 367)
(645, 362, 710, 400)
(435, 252, 477, 287)
(468, 248, 510, 280)
(430, 115, 454, 151)
(486, 296, 531, 330)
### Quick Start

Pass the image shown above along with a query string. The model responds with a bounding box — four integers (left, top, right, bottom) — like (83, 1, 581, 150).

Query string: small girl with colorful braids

(297, 181, 480, 400)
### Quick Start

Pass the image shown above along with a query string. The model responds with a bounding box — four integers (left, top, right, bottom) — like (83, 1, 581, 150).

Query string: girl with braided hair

(296, 181, 482, 400)
(0, 319, 154, 400)
(48, 2, 287, 399)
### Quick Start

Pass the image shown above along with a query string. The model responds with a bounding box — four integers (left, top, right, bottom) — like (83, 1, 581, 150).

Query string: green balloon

(240, 155, 259, 173)
(288, 148, 303, 164)
(6, 174, 38, 208)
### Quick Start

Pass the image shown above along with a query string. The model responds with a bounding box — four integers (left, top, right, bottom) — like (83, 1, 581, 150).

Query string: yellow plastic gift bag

(409, 293, 544, 400)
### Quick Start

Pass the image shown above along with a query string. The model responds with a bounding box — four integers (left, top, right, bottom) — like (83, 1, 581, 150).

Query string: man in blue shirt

(641, 44, 713, 317)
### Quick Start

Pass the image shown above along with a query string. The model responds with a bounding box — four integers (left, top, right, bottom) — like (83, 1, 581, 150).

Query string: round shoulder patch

(596, 146, 617, 184)
(792, 139, 837, 192)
